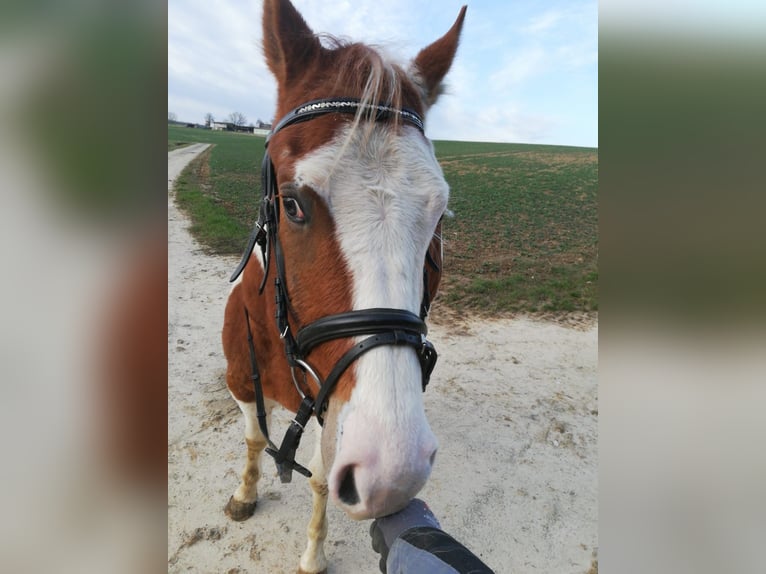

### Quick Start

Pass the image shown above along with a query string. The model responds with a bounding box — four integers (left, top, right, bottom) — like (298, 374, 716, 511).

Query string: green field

(169, 125, 597, 316)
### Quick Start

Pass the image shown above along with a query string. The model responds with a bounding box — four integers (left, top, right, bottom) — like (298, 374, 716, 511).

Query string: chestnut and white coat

(222, 1, 466, 572)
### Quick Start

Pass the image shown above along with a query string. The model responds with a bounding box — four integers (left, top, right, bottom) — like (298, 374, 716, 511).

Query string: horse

(222, 1, 466, 572)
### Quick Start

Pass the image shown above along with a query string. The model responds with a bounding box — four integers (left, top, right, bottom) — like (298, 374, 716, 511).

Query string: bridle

(229, 98, 440, 483)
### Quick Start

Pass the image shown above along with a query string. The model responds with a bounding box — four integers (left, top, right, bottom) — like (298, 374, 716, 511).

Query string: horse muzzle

(322, 398, 438, 520)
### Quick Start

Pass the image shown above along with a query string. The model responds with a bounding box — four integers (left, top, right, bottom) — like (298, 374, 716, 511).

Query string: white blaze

(293, 123, 447, 517)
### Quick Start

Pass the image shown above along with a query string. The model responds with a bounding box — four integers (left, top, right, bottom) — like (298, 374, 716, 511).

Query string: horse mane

(320, 36, 414, 114)
(313, 35, 423, 172)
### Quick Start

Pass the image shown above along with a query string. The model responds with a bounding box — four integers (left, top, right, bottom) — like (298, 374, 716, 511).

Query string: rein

(230, 98, 438, 483)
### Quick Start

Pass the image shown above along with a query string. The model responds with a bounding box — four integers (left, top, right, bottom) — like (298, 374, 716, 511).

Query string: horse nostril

(429, 449, 438, 467)
(337, 465, 360, 506)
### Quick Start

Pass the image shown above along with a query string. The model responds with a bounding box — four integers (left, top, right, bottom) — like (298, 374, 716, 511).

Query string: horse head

(245, 0, 464, 520)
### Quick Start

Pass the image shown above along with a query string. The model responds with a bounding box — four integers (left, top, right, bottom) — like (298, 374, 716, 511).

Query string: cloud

(168, 1, 275, 125)
(525, 9, 566, 34)
(431, 98, 559, 145)
(489, 46, 548, 93)
(427, 60, 560, 145)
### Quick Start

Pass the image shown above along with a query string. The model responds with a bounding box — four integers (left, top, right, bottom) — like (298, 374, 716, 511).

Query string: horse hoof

(224, 496, 256, 521)
(297, 570, 327, 574)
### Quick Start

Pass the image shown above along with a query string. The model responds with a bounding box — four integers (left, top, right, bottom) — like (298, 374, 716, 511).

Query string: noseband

(230, 98, 439, 482)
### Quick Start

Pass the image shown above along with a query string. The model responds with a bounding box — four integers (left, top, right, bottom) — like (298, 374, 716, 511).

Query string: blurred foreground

(600, 2, 766, 573)
(1, 2, 166, 572)
(0, 1, 764, 572)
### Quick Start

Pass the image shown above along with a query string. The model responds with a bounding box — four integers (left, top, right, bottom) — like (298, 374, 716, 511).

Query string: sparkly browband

(267, 97, 425, 144)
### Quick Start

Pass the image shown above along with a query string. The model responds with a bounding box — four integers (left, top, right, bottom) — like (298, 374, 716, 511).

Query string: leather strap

(296, 308, 427, 356)
(268, 98, 424, 142)
(245, 306, 312, 482)
(229, 152, 275, 284)
(244, 307, 277, 451)
(229, 220, 263, 283)
(265, 396, 314, 482)
(313, 329, 426, 425)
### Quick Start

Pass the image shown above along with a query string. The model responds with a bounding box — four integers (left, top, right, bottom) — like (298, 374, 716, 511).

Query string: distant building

(168, 118, 207, 129)
(211, 121, 251, 133)
(210, 120, 269, 135)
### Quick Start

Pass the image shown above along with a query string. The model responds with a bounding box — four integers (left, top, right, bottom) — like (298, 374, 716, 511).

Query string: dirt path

(168, 145, 598, 573)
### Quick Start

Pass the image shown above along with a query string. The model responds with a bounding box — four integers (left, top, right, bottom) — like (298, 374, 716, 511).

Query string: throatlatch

(244, 307, 312, 482)
(232, 98, 439, 483)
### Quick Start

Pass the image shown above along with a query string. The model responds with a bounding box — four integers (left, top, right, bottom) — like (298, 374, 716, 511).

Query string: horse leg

(298, 431, 329, 574)
(224, 397, 274, 521)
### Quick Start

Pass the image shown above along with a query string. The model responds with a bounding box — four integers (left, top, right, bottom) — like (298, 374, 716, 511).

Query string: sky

(168, 0, 598, 148)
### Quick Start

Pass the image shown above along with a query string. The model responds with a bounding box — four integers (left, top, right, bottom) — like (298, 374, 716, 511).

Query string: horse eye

(282, 197, 305, 223)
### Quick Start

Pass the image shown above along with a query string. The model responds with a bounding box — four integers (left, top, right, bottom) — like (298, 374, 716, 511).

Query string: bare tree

(204, 112, 214, 126)
(227, 111, 247, 126)
(168, 111, 178, 122)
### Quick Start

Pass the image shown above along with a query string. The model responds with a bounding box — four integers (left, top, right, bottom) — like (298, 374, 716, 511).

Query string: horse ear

(262, 0, 321, 85)
(411, 6, 467, 108)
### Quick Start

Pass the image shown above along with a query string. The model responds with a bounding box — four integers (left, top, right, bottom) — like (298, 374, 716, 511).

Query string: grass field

(169, 125, 597, 316)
